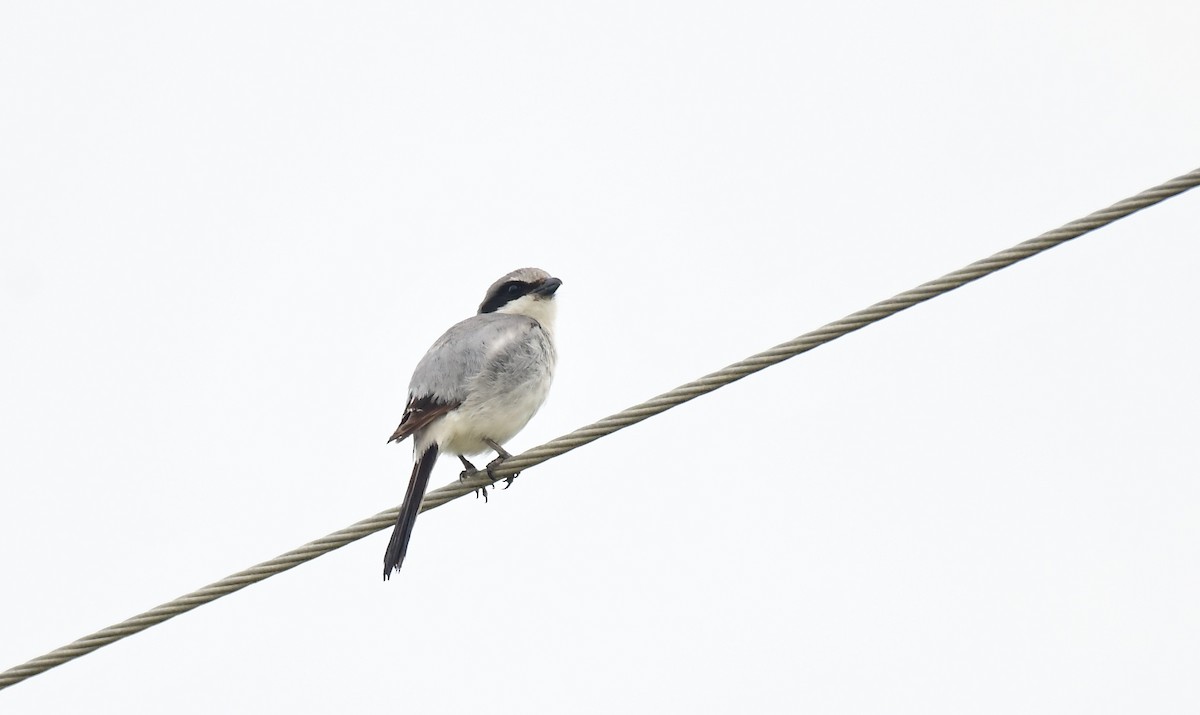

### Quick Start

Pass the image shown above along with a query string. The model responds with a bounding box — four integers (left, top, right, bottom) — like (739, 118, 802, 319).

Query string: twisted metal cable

(3, 167, 1198, 691)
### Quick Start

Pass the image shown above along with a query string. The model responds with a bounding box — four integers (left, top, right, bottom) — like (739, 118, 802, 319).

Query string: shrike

(383, 267, 561, 579)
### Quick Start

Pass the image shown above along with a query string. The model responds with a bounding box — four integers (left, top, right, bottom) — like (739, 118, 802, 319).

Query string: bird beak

(534, 277, 562, 296)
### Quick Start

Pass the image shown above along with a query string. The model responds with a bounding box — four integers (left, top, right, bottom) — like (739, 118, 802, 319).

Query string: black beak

(534, 277, 562, 296)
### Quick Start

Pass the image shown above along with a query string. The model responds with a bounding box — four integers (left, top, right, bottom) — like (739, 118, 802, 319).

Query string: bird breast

(419, 322, 555, 456)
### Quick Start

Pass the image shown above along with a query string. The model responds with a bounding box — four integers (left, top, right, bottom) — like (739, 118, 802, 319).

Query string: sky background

(2, 2, 1199, 713)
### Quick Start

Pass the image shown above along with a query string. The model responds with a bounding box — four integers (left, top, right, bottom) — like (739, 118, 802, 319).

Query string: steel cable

(3, 166, 1198, 690)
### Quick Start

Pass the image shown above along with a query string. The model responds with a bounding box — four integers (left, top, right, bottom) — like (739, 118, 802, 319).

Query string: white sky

(2, 2, 1199, 713)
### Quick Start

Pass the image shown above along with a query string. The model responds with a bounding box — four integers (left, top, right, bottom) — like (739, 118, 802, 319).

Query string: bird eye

(505, 282, 525, 295)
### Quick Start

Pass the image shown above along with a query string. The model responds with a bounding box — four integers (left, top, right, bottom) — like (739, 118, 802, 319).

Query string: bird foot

(482, 439, 518, 488)
(457, 445, 518, 501)
(458, 456, 492, 502)
(485, 454, 518, 489)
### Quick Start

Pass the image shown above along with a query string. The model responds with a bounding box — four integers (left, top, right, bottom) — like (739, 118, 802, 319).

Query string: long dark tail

(383, 443, 439, 580)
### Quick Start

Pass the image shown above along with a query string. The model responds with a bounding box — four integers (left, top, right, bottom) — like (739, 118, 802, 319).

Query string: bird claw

(457, 457, 493, 502)
(457, 444, 517, 502)
(485, 454, 519, 489)
(458, 468, 492, 502)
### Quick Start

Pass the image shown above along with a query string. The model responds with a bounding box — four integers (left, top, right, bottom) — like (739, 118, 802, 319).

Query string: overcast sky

(3, 2, 1199, 713)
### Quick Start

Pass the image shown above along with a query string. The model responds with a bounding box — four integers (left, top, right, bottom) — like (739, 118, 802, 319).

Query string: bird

(382, 267, 561, 580)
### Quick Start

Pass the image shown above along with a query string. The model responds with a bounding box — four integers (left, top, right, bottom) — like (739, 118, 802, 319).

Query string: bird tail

(383, 443, 439, 580)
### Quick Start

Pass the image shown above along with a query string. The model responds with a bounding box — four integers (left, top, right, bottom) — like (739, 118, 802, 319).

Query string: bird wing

(388, 313, 543, 443)
(387, 395, 458, 444)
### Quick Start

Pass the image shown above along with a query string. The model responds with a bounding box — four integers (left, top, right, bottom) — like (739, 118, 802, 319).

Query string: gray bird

(383, 267, 561, 579)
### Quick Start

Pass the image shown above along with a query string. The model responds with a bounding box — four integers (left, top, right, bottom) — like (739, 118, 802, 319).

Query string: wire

(2, 167, 1198, 691)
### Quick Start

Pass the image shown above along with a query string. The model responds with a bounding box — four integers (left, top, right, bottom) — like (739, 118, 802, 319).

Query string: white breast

(427, 374, 552, 456)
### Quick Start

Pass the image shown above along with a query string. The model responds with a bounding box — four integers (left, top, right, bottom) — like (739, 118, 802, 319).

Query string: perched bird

(383, 267, 561, 579)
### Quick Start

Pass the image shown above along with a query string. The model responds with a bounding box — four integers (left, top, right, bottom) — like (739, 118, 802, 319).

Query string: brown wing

(387, 396, 458, 444)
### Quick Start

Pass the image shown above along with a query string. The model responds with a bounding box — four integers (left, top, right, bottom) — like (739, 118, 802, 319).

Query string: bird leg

(458, 455, 490, 502)
(483, 439, 518, 488)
